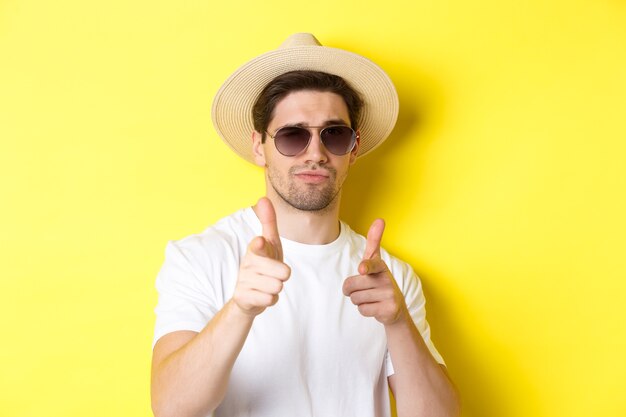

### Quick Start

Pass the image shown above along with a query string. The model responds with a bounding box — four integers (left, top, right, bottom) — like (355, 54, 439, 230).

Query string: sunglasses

(266, 125, 358, 157)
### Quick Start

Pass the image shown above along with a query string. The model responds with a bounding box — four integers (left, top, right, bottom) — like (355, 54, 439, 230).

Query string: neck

(254, 189, 342, 245)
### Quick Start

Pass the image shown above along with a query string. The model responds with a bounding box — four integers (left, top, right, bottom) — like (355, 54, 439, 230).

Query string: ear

(349, 130, 361, 165)
(252, 131, 267, 167)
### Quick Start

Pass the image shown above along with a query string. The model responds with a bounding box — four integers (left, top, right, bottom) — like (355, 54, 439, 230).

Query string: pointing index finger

(255, 197, 283, 261)
(363, 218, 385, 260)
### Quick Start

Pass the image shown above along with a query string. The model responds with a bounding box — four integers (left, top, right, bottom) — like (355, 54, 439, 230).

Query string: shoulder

(164, 208, 257, 269)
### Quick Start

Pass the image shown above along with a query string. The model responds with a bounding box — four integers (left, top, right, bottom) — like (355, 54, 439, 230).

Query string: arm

(151, 198, 289, 417)
(343, 219, 460, 417)
(385, 313, 460, 417)
(151, 300, 254, 417)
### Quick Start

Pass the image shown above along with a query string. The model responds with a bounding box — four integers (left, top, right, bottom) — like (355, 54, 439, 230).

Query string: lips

(294, 170, 330, 183)
(295, 170, 330, 178)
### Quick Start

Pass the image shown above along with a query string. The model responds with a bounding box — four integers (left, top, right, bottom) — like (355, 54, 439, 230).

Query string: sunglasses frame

(266, 124, 358, 157)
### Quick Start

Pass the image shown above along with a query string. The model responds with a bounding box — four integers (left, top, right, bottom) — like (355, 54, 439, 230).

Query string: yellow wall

(1, 1, 625, 416)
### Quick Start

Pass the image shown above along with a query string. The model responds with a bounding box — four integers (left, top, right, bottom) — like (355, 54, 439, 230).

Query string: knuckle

(258, 292, 272, 306)
(271, 280, 283, 294)
(358, 303, 372, 316)
(342, 283, 351, 297)
(280, 264, 291, 280)
(350, 294, 360, 305)
(268, 294, 279, 306)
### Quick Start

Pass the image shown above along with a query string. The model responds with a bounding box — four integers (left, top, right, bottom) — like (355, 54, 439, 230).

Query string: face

(252, 90, 359, 212)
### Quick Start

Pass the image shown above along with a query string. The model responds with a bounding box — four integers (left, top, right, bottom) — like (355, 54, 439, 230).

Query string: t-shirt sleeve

(152, 240, 220, 348)
(384, 255, 445, 376)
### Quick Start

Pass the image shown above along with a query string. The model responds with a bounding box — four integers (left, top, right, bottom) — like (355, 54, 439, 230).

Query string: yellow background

(1, 0, 625, 416)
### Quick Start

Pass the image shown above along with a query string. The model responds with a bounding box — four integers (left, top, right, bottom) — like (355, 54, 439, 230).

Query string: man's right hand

(232, 197, 291, 317)
(152, 198, 289, 416)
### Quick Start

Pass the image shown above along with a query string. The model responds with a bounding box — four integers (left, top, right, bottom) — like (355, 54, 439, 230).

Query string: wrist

(384, 307, 412, 330)
(226, 299, 258, 323)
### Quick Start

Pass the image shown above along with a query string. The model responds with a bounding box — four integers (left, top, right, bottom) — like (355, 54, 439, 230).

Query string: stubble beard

(267, 164, 346, 212)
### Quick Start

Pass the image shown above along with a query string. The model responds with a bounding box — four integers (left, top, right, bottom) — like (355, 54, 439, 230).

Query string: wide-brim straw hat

(211, 33, 399, 164)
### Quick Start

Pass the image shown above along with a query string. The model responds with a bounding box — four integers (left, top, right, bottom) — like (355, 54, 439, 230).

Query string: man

(151, 33, 460, 417)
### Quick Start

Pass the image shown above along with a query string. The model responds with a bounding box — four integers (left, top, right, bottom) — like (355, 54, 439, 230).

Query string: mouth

(294, 170, 330, 184)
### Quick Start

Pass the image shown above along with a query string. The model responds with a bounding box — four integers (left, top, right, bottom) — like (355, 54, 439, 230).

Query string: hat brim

(211, 44, 399, 164)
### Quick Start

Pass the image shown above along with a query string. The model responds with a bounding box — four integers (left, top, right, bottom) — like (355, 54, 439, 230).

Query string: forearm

(386, 313, 460, 417)
(151, 299, 254, 417)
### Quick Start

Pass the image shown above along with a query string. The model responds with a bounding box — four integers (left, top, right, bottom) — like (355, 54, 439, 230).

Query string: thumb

(255, 197, 283, 260)
(363, 218, 385, 260)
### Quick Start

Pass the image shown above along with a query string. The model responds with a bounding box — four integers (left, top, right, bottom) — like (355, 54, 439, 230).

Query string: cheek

(258, 141, 282, 168)
(349, 150, 358, 165)
(334, 160, 352, 184)
(265, 157, 291, 181)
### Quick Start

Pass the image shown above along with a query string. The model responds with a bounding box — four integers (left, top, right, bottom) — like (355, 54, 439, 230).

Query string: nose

(303, 129, 328, 164)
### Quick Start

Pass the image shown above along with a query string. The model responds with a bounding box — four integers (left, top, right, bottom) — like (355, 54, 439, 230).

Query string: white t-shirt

(153, 207, 444, 417)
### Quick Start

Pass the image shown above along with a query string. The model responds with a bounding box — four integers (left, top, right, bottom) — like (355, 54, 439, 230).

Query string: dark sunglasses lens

(274, 127, 311, 156)
(321, 126, 356, 155)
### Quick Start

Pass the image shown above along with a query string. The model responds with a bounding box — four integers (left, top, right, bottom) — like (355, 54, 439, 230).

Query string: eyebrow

(284, 119, 350, 128)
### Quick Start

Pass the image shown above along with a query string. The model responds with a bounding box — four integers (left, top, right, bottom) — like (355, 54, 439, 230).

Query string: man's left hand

(342, 219, 409, 325)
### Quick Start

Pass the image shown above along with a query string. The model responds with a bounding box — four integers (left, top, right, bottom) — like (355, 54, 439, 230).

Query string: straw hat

(211, 33, 399, 164)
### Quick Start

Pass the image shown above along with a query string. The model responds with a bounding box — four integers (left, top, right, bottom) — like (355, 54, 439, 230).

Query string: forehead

(269, 90, 350, 128)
